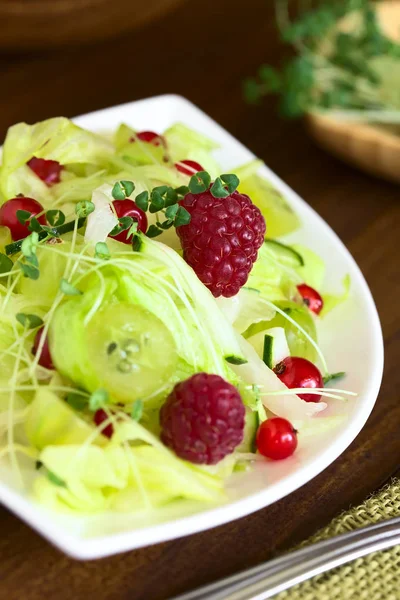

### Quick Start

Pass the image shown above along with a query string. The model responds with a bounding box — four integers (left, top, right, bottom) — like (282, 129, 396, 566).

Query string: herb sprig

(110, 171, 240, 239)
(244, 0, 400, 118)
(5, 216, 86, 256)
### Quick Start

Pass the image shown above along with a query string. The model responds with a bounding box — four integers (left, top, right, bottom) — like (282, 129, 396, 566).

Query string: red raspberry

(177, 189, 266, 297)
(160, 373, 245, 465)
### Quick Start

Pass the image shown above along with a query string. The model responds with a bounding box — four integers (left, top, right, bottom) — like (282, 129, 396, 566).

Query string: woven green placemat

(274, 479, 400, 600)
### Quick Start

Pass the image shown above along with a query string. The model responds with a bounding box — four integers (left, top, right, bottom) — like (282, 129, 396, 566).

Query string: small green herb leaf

(146, 224, 163, 238)
(131, 399, 143, 421)
(26, 253, 39, 268)
(5, 218, 86, 256)
(60, 278, 82, 296)
(126, 221, 138, 241)
(16, 313, 43, 329)
(132, 234, 142, 252)
(48, 471, 66, 487)
(323, 372, 346, 385)
(210, 177, 230, 198)
(175, 185, 189, 197)
(153, 185, 169, 196)
(21, 232, 39, 257)
(18, 262, 39, 280)
(65, 392, 87, 411)
(76, 201, 95, 218)
(120, 180, 135, 197)
(225, 355, 248, 365)
(112, 180, 135, 200)
(174, 206, 191, 227)
(220, 174, 240, 194)
(119, 216, 134, 233)
(35, 460, 43, 470)
(164, 188, 178, 207)
(110, 216, 134, 236)
(89, 388, 109, 412)
(0, 253, 13, 275)
(46, 209, 65, 227)
(16, 210, 32, 225)
(112, 182, 125, 200)
(95, 242, 111, 260)
(28, 217, 44, 233)
(156, 220, 174, 230)
(135, 191, 149, 212)
(188, 171, 211, 194)
(149, 190, 165, 213)
(165, 204, 179, 220)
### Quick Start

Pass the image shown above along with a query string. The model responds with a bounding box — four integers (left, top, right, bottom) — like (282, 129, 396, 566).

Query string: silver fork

(171, 516, 400, 600)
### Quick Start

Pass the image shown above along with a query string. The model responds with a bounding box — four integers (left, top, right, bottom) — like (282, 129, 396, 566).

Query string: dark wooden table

(0, 1, 399, 598)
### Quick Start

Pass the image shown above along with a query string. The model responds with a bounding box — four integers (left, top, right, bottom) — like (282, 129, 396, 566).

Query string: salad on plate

(0, 117, 353, 515)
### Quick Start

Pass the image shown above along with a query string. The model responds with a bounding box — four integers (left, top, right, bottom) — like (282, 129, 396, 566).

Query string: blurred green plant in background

(244, 0, 400, 124)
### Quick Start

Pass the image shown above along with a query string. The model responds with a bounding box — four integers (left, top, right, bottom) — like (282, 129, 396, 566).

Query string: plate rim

(0, 94, 384, 559)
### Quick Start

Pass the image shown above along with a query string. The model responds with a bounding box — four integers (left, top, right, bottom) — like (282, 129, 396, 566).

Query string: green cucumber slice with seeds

(264, 239, 304, 267)
(237, 407, 259, 453)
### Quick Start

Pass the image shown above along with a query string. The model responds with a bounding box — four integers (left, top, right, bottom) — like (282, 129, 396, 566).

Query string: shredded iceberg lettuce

(0, 115, 352, 519)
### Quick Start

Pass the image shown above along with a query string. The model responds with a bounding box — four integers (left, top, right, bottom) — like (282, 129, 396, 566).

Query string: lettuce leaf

(0, 118, 113, 201)
(292, 244, 325, 289)
(35, 440, 224, 513)
(321, 274, 351, 317)
(164, 123, 220, 178)
(236, 166, 300, 237)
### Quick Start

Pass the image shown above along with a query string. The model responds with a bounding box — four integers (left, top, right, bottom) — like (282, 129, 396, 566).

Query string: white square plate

(0, 95, 383, 559)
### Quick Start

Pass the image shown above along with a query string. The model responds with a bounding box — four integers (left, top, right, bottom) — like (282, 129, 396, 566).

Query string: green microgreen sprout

(21, 232, 39, 258)
(65, 392, 88, 411)
(109, 216, 134, 237)
(0, 253, 14, 274)
(188, 171, 211, 194)
(5, 218, 87, 256)
(28, 217, 44, 233)
(135, 191, 149, 212)
(59, 278, 82, 296)
(95, 242, 111, 261)
(46, 210, 66, 227)
(16, 313, 44, 329)
(76, 201, 95, 219)
(89, 388, 109, 412)
(134, 171, 239, 238)
(16, 210, 32, 226)
(131, 399, 143, 421)
(244, 0, 400, 120)
(18, 233, 40, 280)
(323, 371, 346, 385)
(112, 180, 135, 200)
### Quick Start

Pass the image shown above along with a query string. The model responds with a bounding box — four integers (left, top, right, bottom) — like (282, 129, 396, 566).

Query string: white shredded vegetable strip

(85, 184, 119, 244)
(231, 336, 327, 420)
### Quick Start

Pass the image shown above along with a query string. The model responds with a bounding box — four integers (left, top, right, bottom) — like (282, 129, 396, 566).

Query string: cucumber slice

(262, 334, 273, 369)
(264, 239, 304, 267)
(248, 327, 290, 368)
(236, 407, 258, 453)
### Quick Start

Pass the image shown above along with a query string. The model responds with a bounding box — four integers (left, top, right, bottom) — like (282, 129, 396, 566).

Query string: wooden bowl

(306, 1, 400, 183)
(0, 0, 184, 51)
